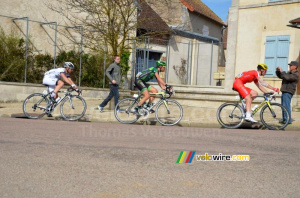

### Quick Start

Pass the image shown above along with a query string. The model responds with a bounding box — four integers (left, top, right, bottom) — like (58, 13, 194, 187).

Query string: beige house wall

(226, 0, 300, 91)
(149, 0, 224, 41)
(148, 0, 188, 29)
(167, 36, 219, 86)
(0, 0, 76, 56)
(189, 12, 223, 41)
(0, 0, 136, 55)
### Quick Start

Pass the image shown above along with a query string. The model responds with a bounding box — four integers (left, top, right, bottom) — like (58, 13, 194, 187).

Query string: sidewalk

(1, 98, 300, 131)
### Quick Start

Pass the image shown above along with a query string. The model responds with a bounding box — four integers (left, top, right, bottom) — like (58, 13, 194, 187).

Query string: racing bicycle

(23, 87, 87, 121)
(114, 86, 183, 126)
(216, 91, 289, 130)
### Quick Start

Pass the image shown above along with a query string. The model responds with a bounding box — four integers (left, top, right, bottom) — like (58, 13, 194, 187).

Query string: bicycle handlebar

(165, 85, 173, 98)
(66, 87, 82, 95)
(257, 92, 276, 101)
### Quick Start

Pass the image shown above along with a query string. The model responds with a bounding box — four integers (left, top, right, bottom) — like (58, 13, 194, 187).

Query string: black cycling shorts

(134, 78, 151, 92)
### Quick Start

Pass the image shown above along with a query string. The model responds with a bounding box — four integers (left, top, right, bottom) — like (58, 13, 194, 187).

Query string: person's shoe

(149, 109, 155, 114)
(98, 105, 104, 112)
(279, 120, 286, 124)
(279, 120, 292, 125)
(245, 116, 258, 123)
(132, 106, 141, 115)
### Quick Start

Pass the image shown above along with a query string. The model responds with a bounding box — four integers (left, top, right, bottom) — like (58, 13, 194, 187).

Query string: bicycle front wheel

(155, 99, 183, 126)
(216, 103, 244, 129)
(23, 93, 49, 119)
(114, 98, 139, 124)
(260, 103, 289, 130)
(60, 95, 87, 121)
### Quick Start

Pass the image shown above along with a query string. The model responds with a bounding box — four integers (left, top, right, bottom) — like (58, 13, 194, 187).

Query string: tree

(46, 0, 140, 56)
(45, 0, 173, 55)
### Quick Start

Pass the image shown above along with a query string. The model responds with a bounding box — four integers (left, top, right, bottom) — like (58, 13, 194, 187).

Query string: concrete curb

(2, 100, 300, 131)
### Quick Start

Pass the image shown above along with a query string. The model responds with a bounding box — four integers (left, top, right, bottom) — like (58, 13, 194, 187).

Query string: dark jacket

(106, 62, 121, 85)
(276, 70, 299, 95)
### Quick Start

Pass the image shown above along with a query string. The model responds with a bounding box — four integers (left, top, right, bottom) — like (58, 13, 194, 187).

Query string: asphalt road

(0, 117, 299, 197)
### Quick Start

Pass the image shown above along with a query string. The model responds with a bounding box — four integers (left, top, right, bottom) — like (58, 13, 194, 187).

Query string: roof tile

(290, 17, 300, 23)
(137, 1, 171, 32)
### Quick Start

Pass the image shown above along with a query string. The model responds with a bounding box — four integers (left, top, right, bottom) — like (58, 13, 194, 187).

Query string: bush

(0, 28, 28, 82)
(0, 28, 132, 88)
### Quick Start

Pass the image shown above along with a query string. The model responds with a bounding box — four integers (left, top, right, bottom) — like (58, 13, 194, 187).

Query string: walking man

(98, 55, 121, 112)
(276, 61, 299, 124)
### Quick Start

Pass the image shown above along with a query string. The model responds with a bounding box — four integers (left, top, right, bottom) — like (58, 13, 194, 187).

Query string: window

(264, 35, 290, 76)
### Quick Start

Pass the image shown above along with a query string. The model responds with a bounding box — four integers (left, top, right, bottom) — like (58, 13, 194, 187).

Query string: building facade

(225, 0, 300, 91)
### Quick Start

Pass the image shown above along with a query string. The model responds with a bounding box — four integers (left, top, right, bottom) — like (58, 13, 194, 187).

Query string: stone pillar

(224, 0, 239, 92)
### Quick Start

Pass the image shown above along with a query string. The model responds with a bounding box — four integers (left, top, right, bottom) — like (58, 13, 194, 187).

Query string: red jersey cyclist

(233, 63, 279, 123)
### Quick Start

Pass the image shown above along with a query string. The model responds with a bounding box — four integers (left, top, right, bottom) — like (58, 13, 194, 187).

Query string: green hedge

(0, 28, 131, 88)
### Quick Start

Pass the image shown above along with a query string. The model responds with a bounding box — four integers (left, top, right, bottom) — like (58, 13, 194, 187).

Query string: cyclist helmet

(64, 62, 75, 69)
(257, 63, 268, 70)
(156, 60, 166, 67)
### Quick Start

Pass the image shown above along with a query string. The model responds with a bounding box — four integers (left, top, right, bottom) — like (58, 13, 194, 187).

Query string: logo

(176, 151, 250, 163)
(176, 151, 196, 163)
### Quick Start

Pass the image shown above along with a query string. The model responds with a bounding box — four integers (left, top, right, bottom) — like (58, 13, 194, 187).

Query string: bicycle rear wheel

(217, 103, 244, 129)
(114, 98, 139, 124)
(23, 93, 49, 119)
(60, 95, 87, 121)
(260, 103, 289, 130)
(155, 99, 183, 126)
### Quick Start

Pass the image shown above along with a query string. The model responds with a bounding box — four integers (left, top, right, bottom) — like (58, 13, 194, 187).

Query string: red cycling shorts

(233, 78, 252, 98)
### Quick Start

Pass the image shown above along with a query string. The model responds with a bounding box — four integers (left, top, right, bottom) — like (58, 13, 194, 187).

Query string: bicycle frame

(134, 91, 169, 111)
(251, 95, 276, 118)
(238, 94, 276, 117)
(43, 89, 78, 112)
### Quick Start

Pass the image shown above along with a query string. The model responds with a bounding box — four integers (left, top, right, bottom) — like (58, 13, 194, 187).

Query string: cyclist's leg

(43, 76, 57, 98)
(233, 79, 256, 121)
(53, 80, 64, 99)
(139, 89, 150, 106)
(135, 79, 150, 107)
(148, 86, 158, 104)
(246, 90, 258, 111)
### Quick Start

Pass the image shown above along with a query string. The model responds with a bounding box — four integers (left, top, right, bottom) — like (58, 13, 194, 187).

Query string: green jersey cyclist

(134, 60, 169, 113)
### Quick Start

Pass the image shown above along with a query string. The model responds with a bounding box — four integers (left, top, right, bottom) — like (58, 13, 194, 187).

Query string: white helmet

(64, 62, 75, 69)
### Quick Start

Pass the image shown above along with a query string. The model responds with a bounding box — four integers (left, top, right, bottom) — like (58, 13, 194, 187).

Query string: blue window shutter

(264, 35, 290, 76)
(265, 36, 276, 76)
(276, 36, 290, 72)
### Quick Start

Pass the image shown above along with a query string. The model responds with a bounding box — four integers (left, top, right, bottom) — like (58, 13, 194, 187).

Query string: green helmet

(156, 60, 166, 67)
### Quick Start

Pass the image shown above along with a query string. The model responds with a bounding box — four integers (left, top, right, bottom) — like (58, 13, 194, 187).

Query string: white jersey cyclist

(43, 68, 70, 92)
(42, 62, 77, 97)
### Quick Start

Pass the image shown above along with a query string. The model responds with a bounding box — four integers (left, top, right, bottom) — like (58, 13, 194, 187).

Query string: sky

(201, 0, 232, 23)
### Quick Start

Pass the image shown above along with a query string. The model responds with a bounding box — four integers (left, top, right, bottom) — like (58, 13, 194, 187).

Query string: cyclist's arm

(257, 77, 277, 91)
(61, 73, 77, 89)
(155, 73, 166, 89)
(255, 81, 268, 93)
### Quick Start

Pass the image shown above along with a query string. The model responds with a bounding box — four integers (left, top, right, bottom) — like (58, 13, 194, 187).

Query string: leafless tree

(45, 0, 174, 56)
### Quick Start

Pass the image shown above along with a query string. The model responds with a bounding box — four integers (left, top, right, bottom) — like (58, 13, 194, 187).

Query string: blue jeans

(281, 92, 292, 123)
(100, 84, 119, 108)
